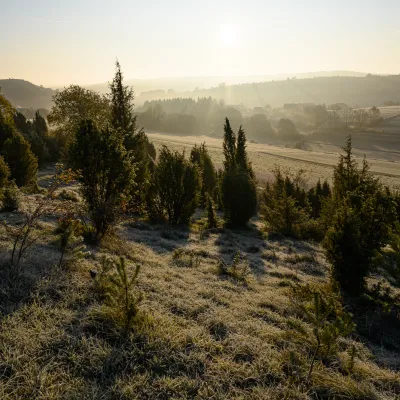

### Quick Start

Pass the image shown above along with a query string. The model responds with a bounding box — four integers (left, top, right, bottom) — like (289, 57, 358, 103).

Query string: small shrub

(289, 284, 355, 380)
(261, 168, 312, 238)
(1, 183, 20, 212)
(146, 146, 200, 225)
(57, 219, 88, 268)
(217, 251, 250, 282)
(57, 189, 79, 202)
(206, 194, 218, 229)
(95, 256, 144, 334)
(221, 168, 257, 227)
(190, 143, 217, 207)
(0, 155, 10, 187)
(82, 224, 98, 245)
(172, 248, 201, 268)
(2, 132, 38, 187)
(221, 119, 257, 227)
(286, 253, 316, 265)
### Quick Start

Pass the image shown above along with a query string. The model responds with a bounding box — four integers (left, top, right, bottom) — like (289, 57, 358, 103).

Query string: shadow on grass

(122, 219, 191, 255)
(344, 292, 400, 367)
(214, 218, 267, 279)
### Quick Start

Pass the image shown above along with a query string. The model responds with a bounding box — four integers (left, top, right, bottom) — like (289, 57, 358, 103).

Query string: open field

(148, 133, 400, 189)
(376, 107, 400, 119)
(0, 175, 399, 399)
(376, 115, 400, 134)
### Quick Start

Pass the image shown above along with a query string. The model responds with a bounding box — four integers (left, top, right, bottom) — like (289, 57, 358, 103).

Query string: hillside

(0, 79, 55, 109)
(87, 71, 367, 95)
(2, 74, 400, 110)
(162, 75, 400, 109)
(0, 170, 399, 399)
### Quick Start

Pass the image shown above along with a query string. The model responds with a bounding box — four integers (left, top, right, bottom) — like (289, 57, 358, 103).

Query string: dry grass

(0, 184, 399, 399)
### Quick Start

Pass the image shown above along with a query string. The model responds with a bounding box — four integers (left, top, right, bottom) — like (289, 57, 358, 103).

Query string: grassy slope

(0, 181, 399, 399)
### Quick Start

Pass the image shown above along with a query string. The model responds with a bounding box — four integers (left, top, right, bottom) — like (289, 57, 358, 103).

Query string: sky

(1, 0, 399, 87)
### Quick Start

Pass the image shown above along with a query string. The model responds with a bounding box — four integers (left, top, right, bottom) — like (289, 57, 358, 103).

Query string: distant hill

(2, 73, 400, 110)
(135, 75, 400, 108)
(185, 75, 400, 108)
(0, 79, 55, 109)
(87, 70, 367, 96)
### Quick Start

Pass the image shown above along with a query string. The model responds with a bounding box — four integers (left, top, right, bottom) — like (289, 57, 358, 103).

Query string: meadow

(0, 169, 399, 399)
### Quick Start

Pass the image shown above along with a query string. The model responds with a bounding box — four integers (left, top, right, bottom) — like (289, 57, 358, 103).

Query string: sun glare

(218, 24, 239, 47)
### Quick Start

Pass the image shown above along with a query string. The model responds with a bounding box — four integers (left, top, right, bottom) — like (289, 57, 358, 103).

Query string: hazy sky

(1, 0, 399, 87)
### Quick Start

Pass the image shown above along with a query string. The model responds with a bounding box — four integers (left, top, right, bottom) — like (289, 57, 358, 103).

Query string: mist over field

(1, 1, 400, 399)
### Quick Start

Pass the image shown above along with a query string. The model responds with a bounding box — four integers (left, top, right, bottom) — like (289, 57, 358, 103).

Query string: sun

(218, 24, 239, 47)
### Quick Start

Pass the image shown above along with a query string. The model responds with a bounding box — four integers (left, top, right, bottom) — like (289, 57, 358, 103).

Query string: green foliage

(222, 118, 236, 170)
(126, 130, 152, 212)
(57, 189, 79, 202)
(172, 248, 201, 268)
(69, 120, 135, 239)
(0, 155, 10, 187)
(323, 136, 395, 295)
(206, 194, 218, 229)
(146, 146, 200, 225)
(290, 284, 355, 380)
(236, 125, 254, 178)
(109, 61, 152, 211)
(0, 99, 38, 186)
(57, 220, 88, 268)
(14, 110, 52, 166)
(13, 110, 31, 135)
(0, 182, 20, 212)
(308, 179, 331, 218)
(145, 136, 156, 160)
(221, 168, 257, 227)
(109, 61, 138, 141)
(217, 251, 250, 282)
(32, 110, 48, 137)
(375, 230, 400, 287)
(2, 132, 38, 187)
(47, 85, 110, 151)
(96, 256, 144, 333)
(324, 195, 395, 295)
(261, 168, 317, 238)
(221, 118, 257, 226)
(190, 143, 217, 206)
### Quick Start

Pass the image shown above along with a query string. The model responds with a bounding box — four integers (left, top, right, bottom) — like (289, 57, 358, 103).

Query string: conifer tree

(206, 193, 218, 229)
(109, 61, 151, 210)
(33, 111, 48, 137)
(323, 135, 395, 295)
(146, 146, 200, 224)
(221, 118, 257, 226)
(109, 61, 138, 141)
(236, 125, 255, 179)
(222, 118, 236, 170)
(69, 120, 135, 239)
(190, 143, 217, 206)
